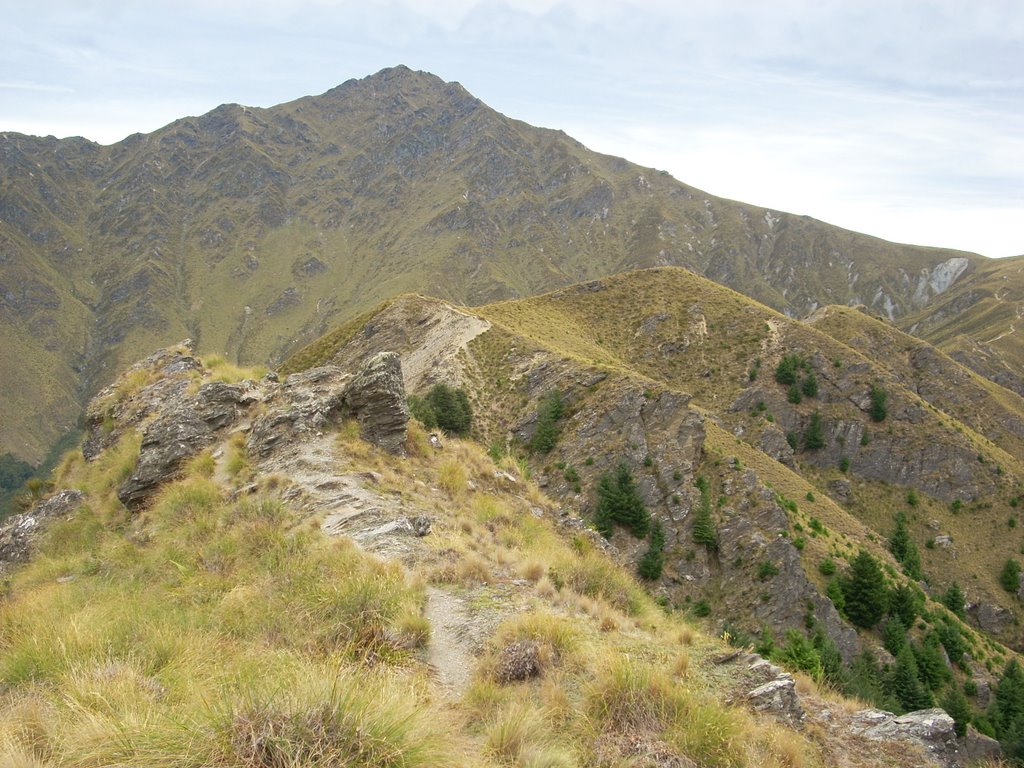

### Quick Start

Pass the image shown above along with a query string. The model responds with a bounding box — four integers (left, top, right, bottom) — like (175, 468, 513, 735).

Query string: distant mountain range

(1, 64, 1021, 464)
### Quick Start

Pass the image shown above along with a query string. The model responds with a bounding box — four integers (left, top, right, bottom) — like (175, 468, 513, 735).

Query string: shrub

(842, 550, 887, 628)
(889, 511, 922, 581)
(802, 412, 825, 450)
(775, 354, 809, 386)
(869, 384, 888, 422)
(801, 371, 819, 398)
(757, 561, 779, 581)
(529, 391, 565, 454)
(691, 476, 717, 551)
(416, 384, 472, 435)
(818, 558, 837, 577)
(637, 521, 666, 581)
(941, 582, 966, 618)
(1000, 558, 1021, 594)
(593, 463, 650, 538)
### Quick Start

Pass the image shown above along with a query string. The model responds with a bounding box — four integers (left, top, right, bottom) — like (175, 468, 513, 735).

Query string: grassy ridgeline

(0, 410, 818, 767)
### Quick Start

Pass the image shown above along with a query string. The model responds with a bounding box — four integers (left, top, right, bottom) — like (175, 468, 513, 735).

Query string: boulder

(746, 676, 804, 728)
(118, 382, 251, 509)
(853, 708, 962, 767)
(247, 365, 351, 458)
(963, 725, 1002, 764)
(828, 478, 852, 504)
(343, 351, 409, 454)
(0, 489, 84, 571)
(496, 640, 543, 683)
(967, 602, 1014, 635)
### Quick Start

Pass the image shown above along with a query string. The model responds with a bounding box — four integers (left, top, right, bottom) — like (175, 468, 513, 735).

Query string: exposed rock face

(118, 382, 255, 508)
(758, 423, 795, 467)
(967, 601, 1014, 636)
(963, 725, 1002, 764)
(343, 351, 409, 454)
(82, 342, 203, 461)
(715, 469, 860, 662)
(247, 366, 351, 458)
(852, 709, 965, 768)
(76, 343, 411, 510)
(0, 489, 84, 573)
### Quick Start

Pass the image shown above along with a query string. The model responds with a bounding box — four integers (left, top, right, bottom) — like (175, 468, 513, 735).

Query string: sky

(2, 0, 1021, 258)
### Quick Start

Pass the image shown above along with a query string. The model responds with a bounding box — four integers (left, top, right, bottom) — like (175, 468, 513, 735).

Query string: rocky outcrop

(246, 366, 351, 458)
(966, 601, 1014, 636)
(343, 351, 409, 453)
(82, 342, 203, 461)
(118, 381, 256, 508)
(963, 725, 1002, 764)
(0, 489, 84, 573)
(758, 423, 794, 467)
(77, 343, 411, 510)
(852, 708, 969, 768)
(248, 353, 409, 459)
(715, 469, 860, 662)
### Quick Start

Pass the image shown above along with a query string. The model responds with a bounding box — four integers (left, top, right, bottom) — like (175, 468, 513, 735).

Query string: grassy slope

(900, 254, 1024, 377)
(0, 376, 828, 768)
(473, 268, 1024, 619)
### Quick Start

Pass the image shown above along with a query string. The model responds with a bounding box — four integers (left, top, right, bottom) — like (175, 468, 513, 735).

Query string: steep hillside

(899, 255, 1024, 395)
(4, 342, 994, 768)
(285, 269, 1024, 661)
(0, 65, 999, 464)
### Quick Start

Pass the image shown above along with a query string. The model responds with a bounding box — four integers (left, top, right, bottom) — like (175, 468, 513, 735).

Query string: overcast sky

(2, 0, 1021, 257)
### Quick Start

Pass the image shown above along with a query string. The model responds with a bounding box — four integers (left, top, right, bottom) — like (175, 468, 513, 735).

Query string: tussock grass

(203, 353, 265, 383)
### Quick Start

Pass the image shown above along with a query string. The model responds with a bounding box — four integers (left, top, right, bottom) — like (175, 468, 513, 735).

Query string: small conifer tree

(1000, 558, 1021, 594)
(843, 550, 887, 628)
(593, 462, 650, 538)
(890, 644, 932, 712)
(803, 411, 825, 450)
(941, 582, 966, 618)
(869, 384, 888, 422)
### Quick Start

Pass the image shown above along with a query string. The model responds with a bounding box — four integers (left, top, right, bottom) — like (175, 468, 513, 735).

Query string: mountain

(0, 322, 1003, 767)
(2, 64, 1017, 466)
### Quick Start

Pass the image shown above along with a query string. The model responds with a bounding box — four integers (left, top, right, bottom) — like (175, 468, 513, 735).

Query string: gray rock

(118, 382, 250, 509)
(759, 423, 795, 467)
(852, 708, 989, 767)
(963, 725, 1002, 763)
(247, 366, 351, 458)
(0, 489, 84, 571)
(716, 491, 860, 663)
(82, 345, 203, 461)
(828, 478, 852, 504)
(342, 351, 409, 454)
(746, 676, 804, 727)
(967, 602, 1014, 635)
(496, 640, 542, 683)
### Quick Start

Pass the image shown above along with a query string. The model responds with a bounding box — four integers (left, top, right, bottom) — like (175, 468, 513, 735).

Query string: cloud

(0, 81, 74, 93)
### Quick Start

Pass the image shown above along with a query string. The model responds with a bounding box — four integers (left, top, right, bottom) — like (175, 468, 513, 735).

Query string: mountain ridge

(1, 64, 1019, 465)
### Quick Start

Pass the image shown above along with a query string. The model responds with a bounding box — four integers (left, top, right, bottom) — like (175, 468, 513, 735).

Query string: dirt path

(424, 587, 478, 695)
(249, 432, 481, 695)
